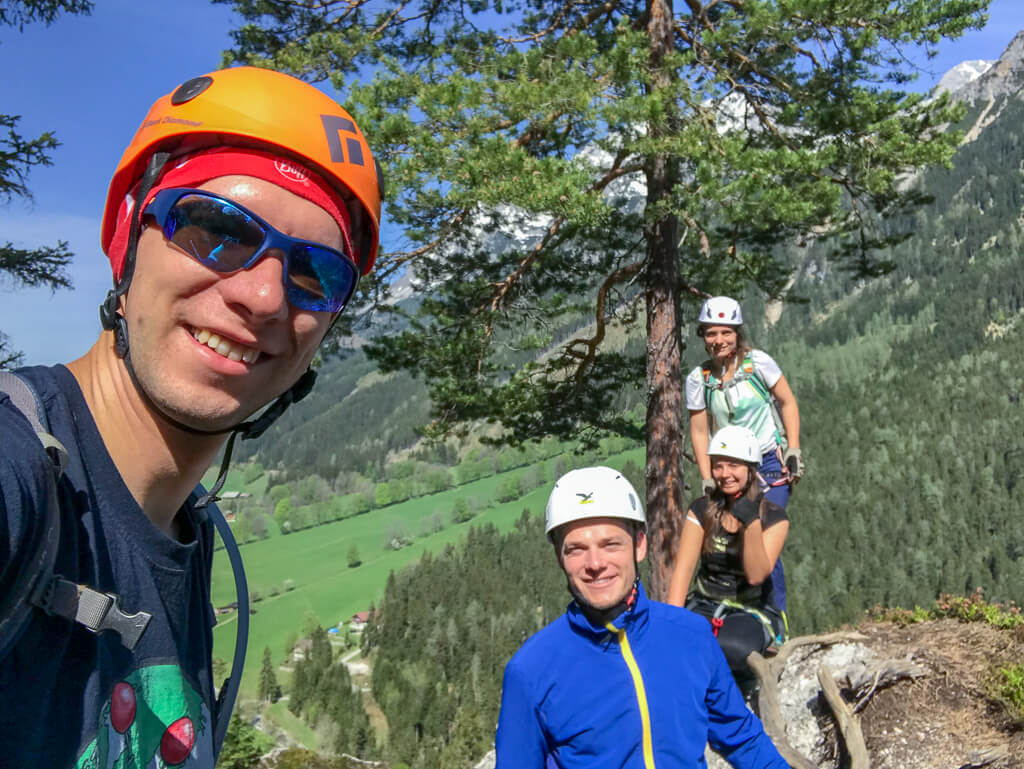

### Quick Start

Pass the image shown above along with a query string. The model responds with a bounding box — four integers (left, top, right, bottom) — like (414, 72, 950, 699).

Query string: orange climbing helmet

(101, 66, 383, 275)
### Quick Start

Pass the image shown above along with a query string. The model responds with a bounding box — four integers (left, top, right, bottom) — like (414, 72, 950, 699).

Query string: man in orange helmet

(0, 67, 383, 768)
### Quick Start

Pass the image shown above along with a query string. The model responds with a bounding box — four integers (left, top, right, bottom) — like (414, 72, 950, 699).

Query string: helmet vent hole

(172, 76, 213, 105)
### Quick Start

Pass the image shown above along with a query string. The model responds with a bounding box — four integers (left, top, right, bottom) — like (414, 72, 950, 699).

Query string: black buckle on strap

(35, 577, 153, 651)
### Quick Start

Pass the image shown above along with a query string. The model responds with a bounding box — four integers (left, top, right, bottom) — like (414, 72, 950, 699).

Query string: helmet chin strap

(569, 574, 641, 627)
(98, 151, 320, 510)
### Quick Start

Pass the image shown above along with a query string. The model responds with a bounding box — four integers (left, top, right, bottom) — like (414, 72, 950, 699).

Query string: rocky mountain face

(933, 59, 994, 97)
(948, 30, 1024, 104)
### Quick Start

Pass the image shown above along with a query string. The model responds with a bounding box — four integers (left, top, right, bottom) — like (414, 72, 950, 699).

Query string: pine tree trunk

(644, 0, 685, 600)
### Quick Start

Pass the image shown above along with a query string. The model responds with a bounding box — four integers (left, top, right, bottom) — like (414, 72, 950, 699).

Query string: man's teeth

(193, 328, 260, 363)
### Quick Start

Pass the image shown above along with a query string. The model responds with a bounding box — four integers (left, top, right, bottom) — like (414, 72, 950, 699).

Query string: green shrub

(869, 588, 1024, 629)
(991, 663, 1024, 722)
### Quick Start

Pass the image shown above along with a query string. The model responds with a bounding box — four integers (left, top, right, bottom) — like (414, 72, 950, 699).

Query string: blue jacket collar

(566, 580, 650, 639)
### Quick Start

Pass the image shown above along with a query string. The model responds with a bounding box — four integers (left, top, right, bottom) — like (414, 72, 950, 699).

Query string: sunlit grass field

(209, 448, 644, 698)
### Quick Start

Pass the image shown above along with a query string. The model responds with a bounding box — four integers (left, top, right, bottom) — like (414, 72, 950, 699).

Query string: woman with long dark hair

(668, 425, 789, 697)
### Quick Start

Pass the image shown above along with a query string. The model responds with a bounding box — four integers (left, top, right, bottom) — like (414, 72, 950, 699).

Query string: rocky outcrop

(707, 619, 1022, 769)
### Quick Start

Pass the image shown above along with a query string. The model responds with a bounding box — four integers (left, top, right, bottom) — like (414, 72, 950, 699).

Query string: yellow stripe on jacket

(607, 623, 656, 769)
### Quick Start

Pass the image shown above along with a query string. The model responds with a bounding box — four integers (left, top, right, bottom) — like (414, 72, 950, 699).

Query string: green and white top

(685, 349, 784, 455)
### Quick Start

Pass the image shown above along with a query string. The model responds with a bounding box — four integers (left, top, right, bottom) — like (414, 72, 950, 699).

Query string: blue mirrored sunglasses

(144, 187, 359, 313)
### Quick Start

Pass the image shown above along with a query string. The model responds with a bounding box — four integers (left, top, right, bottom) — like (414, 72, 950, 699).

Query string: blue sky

(2, 0, 1024, 366)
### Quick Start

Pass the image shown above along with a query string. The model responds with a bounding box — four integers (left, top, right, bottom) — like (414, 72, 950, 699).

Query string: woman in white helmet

(685, 295, 802, 613)
(667, 425, 790, 700)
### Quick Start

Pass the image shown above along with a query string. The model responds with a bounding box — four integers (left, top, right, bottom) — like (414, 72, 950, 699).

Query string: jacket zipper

(607, 623, 656, 769)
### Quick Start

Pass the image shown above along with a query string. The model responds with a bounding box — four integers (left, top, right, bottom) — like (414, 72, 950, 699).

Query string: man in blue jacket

(495, 466, 788, 768)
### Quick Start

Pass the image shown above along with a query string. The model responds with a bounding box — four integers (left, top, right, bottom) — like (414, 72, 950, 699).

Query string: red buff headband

(106, 147, 352, 280)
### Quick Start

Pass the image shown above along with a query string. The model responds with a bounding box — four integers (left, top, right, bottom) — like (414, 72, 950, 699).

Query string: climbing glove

(701, 477, 717, 497)
(782, 446, 804, 483)
(730, 498, 760, 527)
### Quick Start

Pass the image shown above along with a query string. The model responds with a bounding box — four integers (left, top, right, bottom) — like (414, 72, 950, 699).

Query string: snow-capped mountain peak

(934, 59, 994, 97)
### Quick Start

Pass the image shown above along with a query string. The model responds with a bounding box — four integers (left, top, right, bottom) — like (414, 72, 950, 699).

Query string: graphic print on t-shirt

(76, 664, 213, 768)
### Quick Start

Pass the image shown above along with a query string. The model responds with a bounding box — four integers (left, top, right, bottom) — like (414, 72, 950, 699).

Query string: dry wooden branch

(849, 658, 926, 713)
(563, 260, 644, 367)
(377, 209, 470, 274)
(481, 146, 638, 333)
(818, 664, 871, 769)
(959, 743, 1010, 768)
(678, 211, 711, 259)
(852, 668, 883, 715)
(339, 752, 386, 767)
(772, 630, 869, 669)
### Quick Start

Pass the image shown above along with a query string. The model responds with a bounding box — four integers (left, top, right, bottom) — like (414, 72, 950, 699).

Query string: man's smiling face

(123, 175, 341, 431)
(558, 517, 646, 611)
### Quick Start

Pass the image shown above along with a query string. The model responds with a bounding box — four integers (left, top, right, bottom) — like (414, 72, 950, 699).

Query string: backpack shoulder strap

(0, 371, 68, 466)
(700, 360, 714, 412)
(0, 371, 65, 656)
(201, 493, 250, 759)
(0, 371, 152, 656)
(743, 353, 788, 446)
(0, 371, 48, 434)
(741, 353, 771, 399)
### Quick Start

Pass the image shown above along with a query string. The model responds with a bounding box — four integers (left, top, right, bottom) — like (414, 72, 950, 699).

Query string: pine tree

(219, 0, 988, 595)
(217, 713, 275, 769)
(258, 646, 280, 704)
(0, 1, 88, 364)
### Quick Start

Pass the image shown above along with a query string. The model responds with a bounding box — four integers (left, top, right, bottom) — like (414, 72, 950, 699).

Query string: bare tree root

(772, 631, 869, 668)
(818, 664, 871, 769)
(747, 631, 940, 768)
(747, 652, 817, 769)
(747, 632, 869, 769)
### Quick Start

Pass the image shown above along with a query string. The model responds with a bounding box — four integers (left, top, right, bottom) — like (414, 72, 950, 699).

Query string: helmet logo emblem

(321, 114, 365, 166)
(171, 76, 213, 106)
(576, 492, 595, 504)
(274, 160, 311, 186)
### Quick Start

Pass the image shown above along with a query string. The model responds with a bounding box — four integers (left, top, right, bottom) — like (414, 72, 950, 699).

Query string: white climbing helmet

(544, 466, 645, 541)
(698, 296, 743, 328)
(708, 425, 760, 464)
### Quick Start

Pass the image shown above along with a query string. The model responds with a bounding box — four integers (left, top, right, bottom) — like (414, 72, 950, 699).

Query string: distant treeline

(221, 433, 639, 545)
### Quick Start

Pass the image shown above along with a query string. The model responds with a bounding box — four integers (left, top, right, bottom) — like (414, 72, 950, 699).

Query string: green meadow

(209, 448, 644, 699)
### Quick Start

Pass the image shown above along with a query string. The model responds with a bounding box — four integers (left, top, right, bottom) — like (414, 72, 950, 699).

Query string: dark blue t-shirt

(0, 365, 218, 768)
